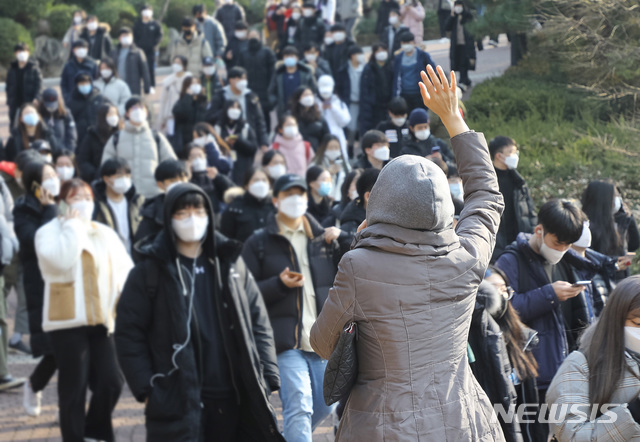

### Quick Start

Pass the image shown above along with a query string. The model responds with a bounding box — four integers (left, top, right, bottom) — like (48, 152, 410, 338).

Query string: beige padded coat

(311, 131, 506, 441)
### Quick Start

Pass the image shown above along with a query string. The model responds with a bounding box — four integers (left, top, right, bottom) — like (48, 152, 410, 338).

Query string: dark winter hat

(202, 56, 215, 66)
(182, 17, 195, 28)
(409, 108, 429, 127)
(118, 27, 133, 36)
(273, 174, 307, 196)
(42, 88, 58, 104)
(74, 73, 92, 84)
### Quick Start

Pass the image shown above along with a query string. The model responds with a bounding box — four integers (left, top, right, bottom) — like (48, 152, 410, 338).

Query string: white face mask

(202, 66, 216, 76)
(191, 157, 207, 172)
(355, 54, 365, 64)
(42, 154, 53, 164)
(573, 221, 592, 248)
(142, 9, 153, 18)
(190, 83, 202, 95)
(278, 194, 307, 219)
(325, 150, 341, 161)
(111, 176, 132, 194)
(304, 53, 317, 63)
(504, 153, 519, 170)
(129, 108, 147, 124)
(172, 215, 209, 242)
(193, 136, 207, 147)
(283, 125, 299, 138)
(227, 107, 242, 120)
(449, 182, 463, 201)
(248, 180, 270, 199)
(171, 63, 184, 73)
(299, 95, 315, 107)
(73, 15, 83, 24)
(235, 79, 248, 91)
(106, 114, 119, 127)
(454, 6, 464, 14)
(56, 166, 75, 181)
(625, 326, 640, 354)
(324, 36, 334, 46)
(268, 164, 286, 180)
(16, 51, 29, 63)
(71, 200, 94, 221)
(303, 9, 314, 17)
(333, 32, 346, 43)
(614, 196, 622, 214)
(120, 36, 133, 46)
(235, 30, 248, 39)
(319, 87, 333, 99)
(42, 177, 61, 197)
(539, 230, 566, 265)
(389, 15, 399, 25)
(392, 116, 406, 127)
(415, 129, 430, 141)
(373, 146, 390, 161)
(291, 12, 301, 20)
(100, 69, 113, 79)
(74, 48, 88, 59)
(375, 51, 388, 62)
(87, 21, 99, 31)
(401, 44, 414, 53)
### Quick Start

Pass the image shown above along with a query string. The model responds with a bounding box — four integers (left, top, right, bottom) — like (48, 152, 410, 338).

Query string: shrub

(0, 19, 34, 65)
(165, 0, 216, 30)
(94, 0, 138, 38)
(47, 4, 80, 40)
(0, 0, 53, 28)
(237, 0, 267, 26)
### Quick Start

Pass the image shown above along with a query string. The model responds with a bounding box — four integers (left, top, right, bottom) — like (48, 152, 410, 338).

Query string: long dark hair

(581, 276, 640, 405)
(341, 168, 363, 203)
(16, 103, 44, 150)
(290, 86, 321, 123)
(581, 180, 622, 255)
(99, 57, 119, 79)
(96, 104, 121, 142)
(369, 42, 388, 65)
(313, 133, 342, 165)
(487, 266, 538, 381)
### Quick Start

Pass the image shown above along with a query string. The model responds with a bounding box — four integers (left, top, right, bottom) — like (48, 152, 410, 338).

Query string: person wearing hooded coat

(310, 66, 506, 441)
(66, 74, 111, 147)
(115, 183, 283, 441)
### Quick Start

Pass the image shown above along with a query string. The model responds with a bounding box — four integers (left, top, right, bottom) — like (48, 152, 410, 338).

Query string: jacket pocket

(145, 374, 185, 420)
(48, 282, 75, 321)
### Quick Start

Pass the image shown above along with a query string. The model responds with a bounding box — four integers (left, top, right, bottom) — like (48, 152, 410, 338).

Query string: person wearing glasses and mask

(116, 183, 282, 441)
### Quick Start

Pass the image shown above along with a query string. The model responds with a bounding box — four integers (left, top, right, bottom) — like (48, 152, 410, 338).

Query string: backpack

(112, 129, 162, 158)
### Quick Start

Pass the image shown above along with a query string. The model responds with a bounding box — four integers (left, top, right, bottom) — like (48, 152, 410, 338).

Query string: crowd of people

(2, 1, 640, 442)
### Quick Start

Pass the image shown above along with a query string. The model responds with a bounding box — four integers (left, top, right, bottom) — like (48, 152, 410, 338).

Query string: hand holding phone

(571, 280, 591, 288)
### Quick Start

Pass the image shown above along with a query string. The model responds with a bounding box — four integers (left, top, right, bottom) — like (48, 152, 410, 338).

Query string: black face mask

(197, 17, 204, 22)
(248, 38, 261, 52)
(183, 30, 193, 38)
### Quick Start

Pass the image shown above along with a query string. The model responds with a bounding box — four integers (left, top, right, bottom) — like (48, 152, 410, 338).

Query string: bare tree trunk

(159, 0, 172, 24)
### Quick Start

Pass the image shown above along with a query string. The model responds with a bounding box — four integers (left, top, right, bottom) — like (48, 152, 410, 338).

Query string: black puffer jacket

(190, 170, 234, 216)
(359, 61, 394, 134)
(77, 126, 116, 183)
(42, 111, 78, 152)
(66, 87, 111, 148)
(337, 198, 366, 256)
(133, 193, 165, 261)
(220, 191, 275, 243)
(268, 62, 317, 118)
(294, 15, 325, 53)
(236, 40, 277, 112)
(242, 213, 340, 354)
(468, 281, 522, 442)
(298, 116, 330, 152)
(13, 194, 58, 357)
(207, 87, 268, 147)
(215, 3, 246, 40)
(400, 133, 455, 166)
(116, 183, 282, 441)
(214, 120, 259, 186)
(80, 25, 114, 61)
(6, 59, 43, 111)
(172, 93, 208, 158)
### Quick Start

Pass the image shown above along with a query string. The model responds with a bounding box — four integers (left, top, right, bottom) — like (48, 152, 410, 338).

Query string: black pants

(454, 50, 471, 85)
(30, 354, 57, 392)
(401, 93, 427, 112)
(200, 394, 264, 442)
(143, 48, 156, 87)
(537, 388, 550, 440)
(50, 326, 124, 442)
(438, 10, 450, 38)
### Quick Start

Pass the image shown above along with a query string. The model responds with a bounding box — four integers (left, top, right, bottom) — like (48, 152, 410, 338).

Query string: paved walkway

(0, 36, 510, 441)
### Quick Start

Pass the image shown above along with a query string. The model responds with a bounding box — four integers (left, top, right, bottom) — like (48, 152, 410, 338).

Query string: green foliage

(467, 0, 536, 38)
(165, 0, 216, 30)
(237, 0, 267, 25)
(0, 0, 53, 28)
(0, 19, 34, 65)
(466, 71, 640, 211)
(47, 4, 80, 40)
(94, 0, 138, 37)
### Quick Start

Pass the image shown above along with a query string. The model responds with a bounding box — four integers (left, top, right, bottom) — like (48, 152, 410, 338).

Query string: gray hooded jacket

(311, 131, 506, 441)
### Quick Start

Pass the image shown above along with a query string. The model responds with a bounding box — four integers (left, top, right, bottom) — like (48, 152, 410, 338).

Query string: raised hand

(419, 65, 469, 138)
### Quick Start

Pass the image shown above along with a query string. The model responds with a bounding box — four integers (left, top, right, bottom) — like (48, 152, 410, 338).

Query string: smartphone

(31, 181, 42, 200)
(59, 200, 69, 216)
(572, 280, 591, 287)
(287, 271, 303, 280)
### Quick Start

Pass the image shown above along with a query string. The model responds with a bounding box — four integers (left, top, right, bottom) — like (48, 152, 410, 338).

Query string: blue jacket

(495, 233, 569, 389)
(392, 48, 436, 97)
(60, 56, 98, 104)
